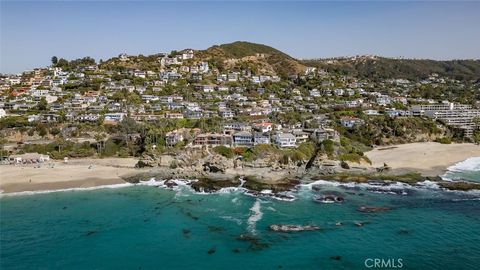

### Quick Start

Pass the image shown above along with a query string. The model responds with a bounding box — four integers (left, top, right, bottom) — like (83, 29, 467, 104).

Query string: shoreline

(365, 142, 480, 177)
(0, 158, 143, 194)
(1, 142, 479, 195)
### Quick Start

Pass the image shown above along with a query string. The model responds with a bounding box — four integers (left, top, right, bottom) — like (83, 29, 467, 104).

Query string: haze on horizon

(1, 0, 479, 74)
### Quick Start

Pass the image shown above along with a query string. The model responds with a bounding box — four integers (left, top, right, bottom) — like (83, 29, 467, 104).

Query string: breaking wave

(247, 200, 263, 234)
(0, 183, 134, 197)
(446, 157, 480, 173)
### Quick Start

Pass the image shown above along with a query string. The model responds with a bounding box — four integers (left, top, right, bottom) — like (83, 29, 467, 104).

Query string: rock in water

(313, 194, 344, 204)
(269, 224, 320, 232)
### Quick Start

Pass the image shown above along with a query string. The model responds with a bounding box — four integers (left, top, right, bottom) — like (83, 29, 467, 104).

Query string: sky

(1, 0, 479, 74)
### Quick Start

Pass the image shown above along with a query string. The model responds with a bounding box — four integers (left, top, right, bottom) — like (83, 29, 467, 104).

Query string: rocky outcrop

(269, 224, 320, 232)
(202, 154, 232, 173)
(191, 176, 240, 193)
(313, 194, 344, 203)
(242, 175, 300, 192)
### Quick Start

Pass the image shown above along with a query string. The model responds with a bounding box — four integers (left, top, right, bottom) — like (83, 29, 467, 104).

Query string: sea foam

(247, 200, 263, 234)
(446, 157, 480, 173)
(0, 183, 134, 197)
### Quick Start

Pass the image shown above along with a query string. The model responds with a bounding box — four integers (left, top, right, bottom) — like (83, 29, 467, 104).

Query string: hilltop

(97, 41, 306, 77)
(197, 41, 306, 77)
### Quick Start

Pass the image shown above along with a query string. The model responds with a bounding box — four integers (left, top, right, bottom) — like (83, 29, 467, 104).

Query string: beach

(0, 158, 141, 194)
(366, 142, 480, 176)
(2, 142, 480, 194)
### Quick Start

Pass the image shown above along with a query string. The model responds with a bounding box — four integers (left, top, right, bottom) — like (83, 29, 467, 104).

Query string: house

(219, 109, 235, 119)
(227, 73, 238, 82)
(184, 110, 202, 119)
(182, 49, 194, 60)
(253, 122, 273, 133)
(165, 112, 184, 119)
(119, 53, 129, 61)
(233, 131, 253, 146)
(364, 109, 380, 116)
(253, 132, 270, 145)
(78, 113, 100, 122)
(376, 95, 391, 106)
(340, 116, 364, 128)
(166, 131, 184, 146)
(292, 130, 309, 143)
(202, 85, 215, 93)
(193, 133, 232, 147)
(199, 62, 209, 73)
(141, 95, 159, 103)
(104, 113, 126, 124)
(273, 133, 296, 148)
(130, 70, 146, 78)
(309, 127, 339, 142)
(224, 122, 251, 132)
(310, 89, 321, 97)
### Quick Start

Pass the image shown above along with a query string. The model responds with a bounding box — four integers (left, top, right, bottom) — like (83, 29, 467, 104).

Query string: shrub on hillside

(213, 146, 234, 158)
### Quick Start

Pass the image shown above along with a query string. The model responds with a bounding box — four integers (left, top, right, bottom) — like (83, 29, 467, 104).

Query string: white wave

(137, 178, 165, 187)
(0, 183, 134, 197)
(446, 157, 480, 173)
(238, 176, 246, 188)
(442, 156, 480, 181)
(247, 199, 263, 234)
(302, 179, 442, 195)
(415, 180, 440, 189)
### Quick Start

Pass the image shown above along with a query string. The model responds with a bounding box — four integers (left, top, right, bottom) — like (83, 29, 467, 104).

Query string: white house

(273, 133, 296, 148)
(104, 113, 126, 123)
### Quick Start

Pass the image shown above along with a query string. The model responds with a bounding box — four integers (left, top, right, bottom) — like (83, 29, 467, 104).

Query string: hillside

(97, 42, 479, 81)
(301, 56, 480, 81)
(197, 41, 306, 77)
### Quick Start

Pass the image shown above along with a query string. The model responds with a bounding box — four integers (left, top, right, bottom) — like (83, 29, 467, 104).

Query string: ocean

(1, 159, 480, 270)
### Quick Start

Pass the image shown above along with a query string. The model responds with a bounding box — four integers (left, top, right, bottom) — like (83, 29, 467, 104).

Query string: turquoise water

(1, 180, 480, 270)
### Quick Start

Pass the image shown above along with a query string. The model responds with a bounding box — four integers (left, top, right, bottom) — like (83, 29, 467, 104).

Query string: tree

(37, 97, 48, 111)
(51, 56, 58, 65)
(37, 123, 48, 138)
(56, 58, 69, 69)
(473, 131, 480, 145)
(473, 117, 480, 127)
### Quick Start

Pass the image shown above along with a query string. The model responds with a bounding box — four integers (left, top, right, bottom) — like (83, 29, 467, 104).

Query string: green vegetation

(0, 116, 29, 129)
(212, 41, 293, 59)
(434, 137, 452, 144)
(213, 146, 235, 158)
(337, 116, 442, 146)
(202, 41, 305, 77)
(302, 57, 480, 81)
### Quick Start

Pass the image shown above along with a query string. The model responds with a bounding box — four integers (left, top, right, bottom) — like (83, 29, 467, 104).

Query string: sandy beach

(2, 142, 479, 194)
(0, 158, 143, 194)
(366, 142, 480, 176)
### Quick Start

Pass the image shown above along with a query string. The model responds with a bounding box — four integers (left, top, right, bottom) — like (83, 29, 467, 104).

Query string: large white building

(273, 133, 296, 148)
